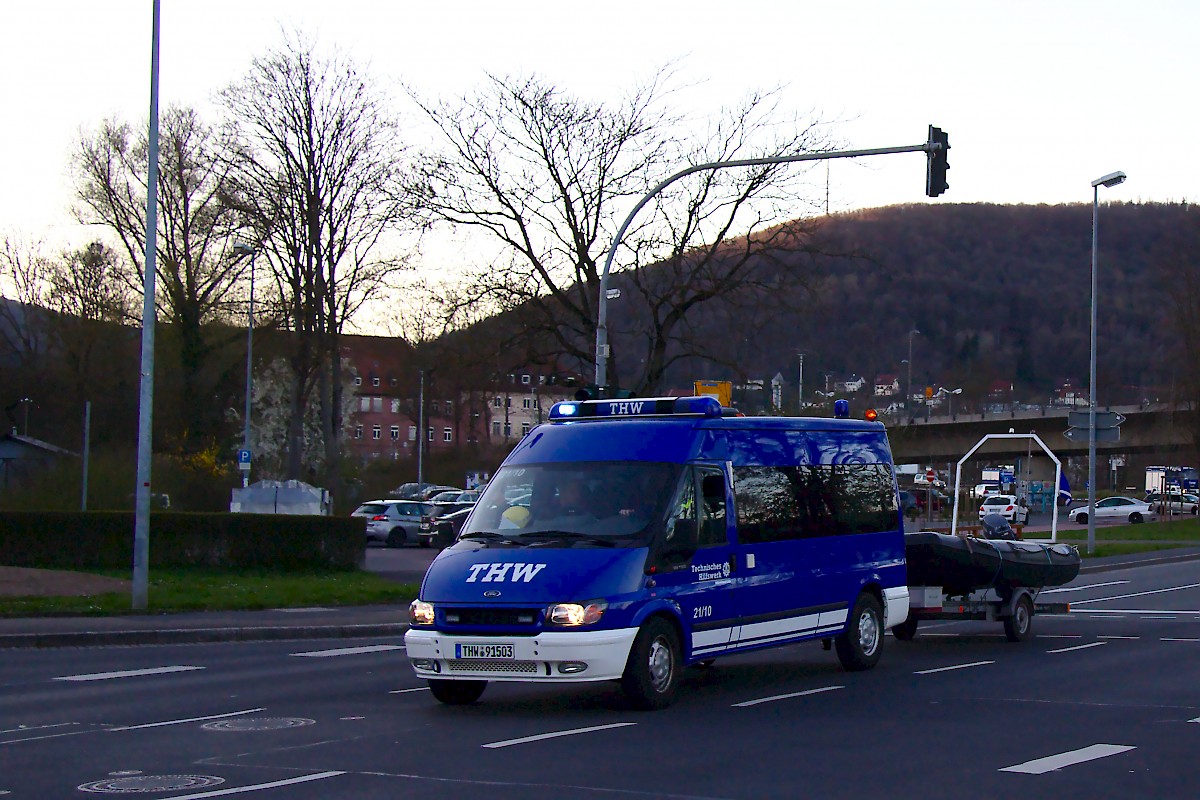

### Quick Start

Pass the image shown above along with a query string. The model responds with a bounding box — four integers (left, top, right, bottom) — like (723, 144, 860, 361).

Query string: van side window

(663, 473, 696, 549)
(733, 463, 897, 543)
(697, 468, 727, 547)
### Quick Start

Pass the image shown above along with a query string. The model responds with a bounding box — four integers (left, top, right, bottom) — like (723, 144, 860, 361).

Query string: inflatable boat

(904, 529, 1082, 597)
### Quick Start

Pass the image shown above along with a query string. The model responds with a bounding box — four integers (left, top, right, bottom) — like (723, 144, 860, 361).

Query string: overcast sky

(2, 0, 1195, 256)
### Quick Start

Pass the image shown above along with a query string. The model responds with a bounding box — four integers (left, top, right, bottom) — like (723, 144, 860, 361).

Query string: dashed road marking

(915, 661, 994, 675)
(733, 685, 844, 707)
(168, 771, 344, 798)
(0, 722, 77, 734)
(482, 723, 636, 749)
(108, 708, 265, 731)
(388, 687, 430, 694)
(291, 645, 404, 658)
(1047, 642, 1107, 654)
(1098, 635, 1139, 640)
(55, 666, 203, 682)
(1161, 638, 1200, 643)
(1000, 743, 1135, 774)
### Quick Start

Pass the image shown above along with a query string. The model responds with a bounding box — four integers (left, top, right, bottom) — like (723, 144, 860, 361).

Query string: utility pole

(797, 352, 805, 413)
(417, 370, 425, 485)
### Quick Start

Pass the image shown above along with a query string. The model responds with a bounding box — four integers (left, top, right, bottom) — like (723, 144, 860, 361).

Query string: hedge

(0, 512, 366, 571)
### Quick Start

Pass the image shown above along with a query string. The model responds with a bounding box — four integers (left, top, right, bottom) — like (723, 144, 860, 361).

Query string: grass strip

(0, 568, 417, 617)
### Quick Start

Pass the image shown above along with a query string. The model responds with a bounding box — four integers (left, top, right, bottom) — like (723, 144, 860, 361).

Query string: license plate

(456, 643, 515, 659)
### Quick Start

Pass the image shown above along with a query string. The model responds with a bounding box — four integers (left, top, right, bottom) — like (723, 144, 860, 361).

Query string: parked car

(432, 489, 481, 515)
(1147, 492, 1199, 515)
(418, 484, 461, 501)
(433, 506, 473, 547)
(1071, 496, 1156, 525)
(978, 494, 1029, 525)
(972, 483, 1001, 499)
(363, 500, 441, 547)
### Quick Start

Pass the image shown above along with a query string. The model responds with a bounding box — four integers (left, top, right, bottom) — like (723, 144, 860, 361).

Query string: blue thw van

(405, 396, 910, 709)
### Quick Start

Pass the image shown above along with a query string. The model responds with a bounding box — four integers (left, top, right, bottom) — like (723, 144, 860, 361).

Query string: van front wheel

(835, 593, 884, 671)
(621, 618, 681, 710)
(428, 679, 487, 705)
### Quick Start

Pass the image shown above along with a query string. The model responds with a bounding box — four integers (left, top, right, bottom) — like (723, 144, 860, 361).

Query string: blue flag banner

(1058, 472, 1072, 503)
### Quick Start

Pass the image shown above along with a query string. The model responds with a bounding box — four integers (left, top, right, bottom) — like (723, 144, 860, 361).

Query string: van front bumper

(404, 627, 638, 683)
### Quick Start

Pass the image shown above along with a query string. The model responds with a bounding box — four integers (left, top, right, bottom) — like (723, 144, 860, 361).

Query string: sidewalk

(2, 547, 1199, 650)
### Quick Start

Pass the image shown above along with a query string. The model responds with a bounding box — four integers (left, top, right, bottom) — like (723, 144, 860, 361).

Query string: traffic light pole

(594, 129, 948, 390)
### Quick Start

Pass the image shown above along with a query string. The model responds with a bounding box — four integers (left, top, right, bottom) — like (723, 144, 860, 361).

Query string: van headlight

(547, 601, 607, 626)
(409, 600, 435, 626)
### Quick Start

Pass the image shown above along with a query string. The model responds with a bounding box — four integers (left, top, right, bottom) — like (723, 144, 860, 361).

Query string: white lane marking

(0, 728, 103, 745)
(1098, 635, 1139, 640)
(915, 661, 994, 675)
(1000, 743, 1135, 774)
(1048, 642, 1108, 654)
(482, 722, 637, 749)
(733, 685, 844, 707)
(1042, 581, 1130, 594)
(55, 666, 203, 682)
(388, 687, 431, 694)
(1161, 638, 1200, 642)
(1070, 614, 1200, 618)
(0, 722, 78, 734)
(108, 708, 265, 731)
(1071, 582, 1200, 605)
(1190, 717, 1200, 723)
(167, 771, 344, 798)
(290, 645, 404, 658)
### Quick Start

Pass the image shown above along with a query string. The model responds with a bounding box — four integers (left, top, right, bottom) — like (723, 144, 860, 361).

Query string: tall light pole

(1088, 170, 1127, 556)
(906, 329, 920, 420)
(132, 0, 162, 611)
(796, 352, 805, 413)
(17, 397, 32, 436)
(233, 243, 257, 488)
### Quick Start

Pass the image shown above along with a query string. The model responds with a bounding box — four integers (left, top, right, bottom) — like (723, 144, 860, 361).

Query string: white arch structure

(951, 433, 1061, 542)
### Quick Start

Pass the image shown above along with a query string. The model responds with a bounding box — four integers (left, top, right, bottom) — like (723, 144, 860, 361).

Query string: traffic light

(925, 125, 949, 197)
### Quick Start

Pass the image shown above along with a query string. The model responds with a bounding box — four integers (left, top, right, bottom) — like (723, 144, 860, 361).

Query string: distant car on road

(1071, 496, 1156, 525)
(978, 494, 1029, 525)
(1146, 492, 1199, 515)
(972, 483, 1001, 499)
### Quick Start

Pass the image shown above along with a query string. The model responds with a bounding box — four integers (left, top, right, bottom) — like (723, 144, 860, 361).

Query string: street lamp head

(1091, 171, 1127, 189)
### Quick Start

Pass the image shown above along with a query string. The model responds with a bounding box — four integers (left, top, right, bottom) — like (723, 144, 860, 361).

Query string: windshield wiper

(459, 531, 523, 546)
(517, 530, 618, 547)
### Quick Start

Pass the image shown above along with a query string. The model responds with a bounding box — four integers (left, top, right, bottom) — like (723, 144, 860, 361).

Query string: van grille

(443, 608, 540, 626)
(447, 659, 539, 674)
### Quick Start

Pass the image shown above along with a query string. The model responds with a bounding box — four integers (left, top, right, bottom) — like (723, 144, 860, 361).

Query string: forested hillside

(615, 201, 1191, 406)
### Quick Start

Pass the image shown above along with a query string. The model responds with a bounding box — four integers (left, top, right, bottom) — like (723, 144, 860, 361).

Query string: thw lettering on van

(466, 563, 548, 583)
(608, 401, 645, 415)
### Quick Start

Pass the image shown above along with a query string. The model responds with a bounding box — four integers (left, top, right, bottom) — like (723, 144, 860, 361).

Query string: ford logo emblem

(483, 590, 501, 598)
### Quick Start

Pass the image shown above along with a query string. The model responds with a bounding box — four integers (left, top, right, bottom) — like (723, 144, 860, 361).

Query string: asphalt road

(2, 560, 1198, 799)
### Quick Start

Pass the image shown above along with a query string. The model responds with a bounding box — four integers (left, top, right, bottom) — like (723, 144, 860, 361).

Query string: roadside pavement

(2, 545, 1199, 650)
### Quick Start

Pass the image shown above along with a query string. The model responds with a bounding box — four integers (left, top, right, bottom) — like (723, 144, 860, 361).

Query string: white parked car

(1071, 496, 1156, 525)
(978, 494, 1029, 524)
(1146, 492, 1199, 515)
(972, 483, 1001, 499)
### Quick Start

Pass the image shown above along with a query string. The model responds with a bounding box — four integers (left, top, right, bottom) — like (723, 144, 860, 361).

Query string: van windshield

(460, 461, 682, 546)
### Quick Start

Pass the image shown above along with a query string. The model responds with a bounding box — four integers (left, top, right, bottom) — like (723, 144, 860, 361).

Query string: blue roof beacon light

(833, 399, 850, 419)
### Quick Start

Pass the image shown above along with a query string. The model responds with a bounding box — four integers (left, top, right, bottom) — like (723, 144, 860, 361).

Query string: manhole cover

(78, 775, 224, 793)
(201, 716, 315, 731)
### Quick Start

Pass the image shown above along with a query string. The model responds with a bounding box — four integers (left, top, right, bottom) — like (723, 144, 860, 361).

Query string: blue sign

(1000, 470, 1014, 484)
(237, 449, 252, 464)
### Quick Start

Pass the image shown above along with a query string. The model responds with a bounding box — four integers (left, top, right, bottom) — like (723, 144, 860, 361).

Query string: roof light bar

(548, 396, 722, 421)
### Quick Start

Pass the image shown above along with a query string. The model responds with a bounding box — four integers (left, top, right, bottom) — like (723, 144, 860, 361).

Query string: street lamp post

(797, 352, 804, 413)
(1088, 170, 1127, 556)
(17, 397, 32, 436)
(233, 243, 257, 488)
(907, 329, 920, 421)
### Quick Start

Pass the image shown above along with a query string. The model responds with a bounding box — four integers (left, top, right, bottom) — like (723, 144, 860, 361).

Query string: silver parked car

(1071, 496, 1156, 525)
(359, 500, 440, 547)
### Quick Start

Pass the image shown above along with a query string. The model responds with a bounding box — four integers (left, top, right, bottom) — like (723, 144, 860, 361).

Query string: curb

(0, 622, 409, 650)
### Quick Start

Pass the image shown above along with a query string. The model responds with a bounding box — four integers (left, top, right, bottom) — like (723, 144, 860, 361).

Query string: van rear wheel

(891, 616, 919, 642)
(835, 593, 884, 671)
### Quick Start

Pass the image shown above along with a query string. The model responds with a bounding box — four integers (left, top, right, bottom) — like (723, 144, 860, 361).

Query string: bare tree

(1155, 204, 1200, 451)
(0, 236, 53, 378)
(411, 73, 834, 393)
(73, 106, 248, 447)
(221, 34, 415, 484)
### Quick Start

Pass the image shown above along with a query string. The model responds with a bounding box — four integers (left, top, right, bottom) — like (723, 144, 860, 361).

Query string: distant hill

(597, 201, 1191, 406)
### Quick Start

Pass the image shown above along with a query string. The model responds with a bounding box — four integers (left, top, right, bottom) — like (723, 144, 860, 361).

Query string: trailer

(893, 585, 1070, 643)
